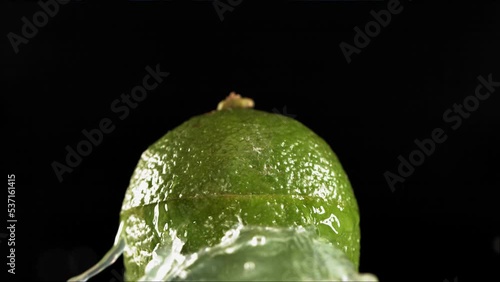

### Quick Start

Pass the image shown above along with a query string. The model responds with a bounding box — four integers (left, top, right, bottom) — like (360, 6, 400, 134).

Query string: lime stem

(217, 92, 255, 110)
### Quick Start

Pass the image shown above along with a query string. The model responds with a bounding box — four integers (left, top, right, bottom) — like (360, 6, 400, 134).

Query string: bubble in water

(249, 235, 266, 246)
(243, 261, 256, 271)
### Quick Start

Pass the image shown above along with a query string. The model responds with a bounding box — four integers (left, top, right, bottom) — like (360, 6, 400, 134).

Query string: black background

(3, 1, 500, 282)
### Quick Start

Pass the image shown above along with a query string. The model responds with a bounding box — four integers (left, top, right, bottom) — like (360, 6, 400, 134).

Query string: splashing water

(143, 225, 378, 281)
(68, 223, 378, 281)
(67, 222, 125, 282)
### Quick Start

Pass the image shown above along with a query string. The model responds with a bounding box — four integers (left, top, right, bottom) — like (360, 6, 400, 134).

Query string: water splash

(67, 222, 125, 282)
(139, 225, 378, 281)
(68, 223, 378, 281)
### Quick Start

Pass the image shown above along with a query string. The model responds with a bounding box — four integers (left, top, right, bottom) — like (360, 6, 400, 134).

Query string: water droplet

(243, 261, 256, 271)
(249, 235, 266, 246)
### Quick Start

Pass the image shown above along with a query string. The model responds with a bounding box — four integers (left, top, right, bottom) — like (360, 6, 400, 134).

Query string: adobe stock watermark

(385, 73, 499, 192)
(0, 233, 7, 243)
(7, 0, 70, 54)
(493, 236, 500, 254)
(272, 106, 297, 119)
(339, 0, 409, 64)
(109, 268, 125, 282)
(51, 64, 170, 183)
(213, 0, 243, 21)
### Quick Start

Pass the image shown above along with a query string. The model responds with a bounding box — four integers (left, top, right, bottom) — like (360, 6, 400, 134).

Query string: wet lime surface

(121, 109, 360, 280)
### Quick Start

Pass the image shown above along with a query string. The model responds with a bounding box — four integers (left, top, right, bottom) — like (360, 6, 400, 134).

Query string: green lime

(120, 93, 360, 281)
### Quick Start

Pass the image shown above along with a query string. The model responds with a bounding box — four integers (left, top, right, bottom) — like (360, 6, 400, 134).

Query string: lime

(120, 93, 361, 281)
